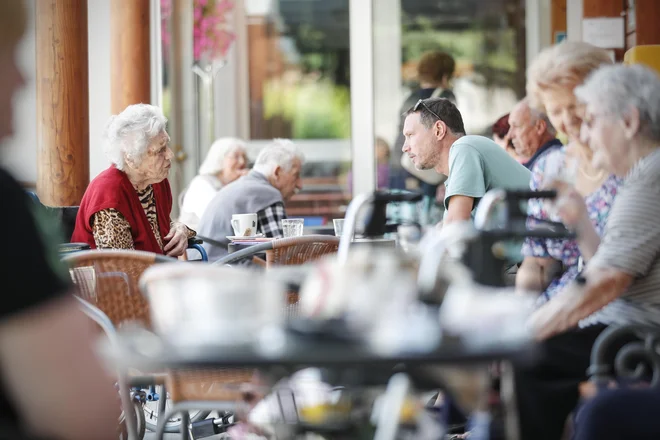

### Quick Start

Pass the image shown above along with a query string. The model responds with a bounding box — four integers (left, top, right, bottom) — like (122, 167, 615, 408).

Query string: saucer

(226, 233, 265, 241)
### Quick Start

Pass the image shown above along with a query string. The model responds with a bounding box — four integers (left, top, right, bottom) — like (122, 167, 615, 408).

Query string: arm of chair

(187, 237, 208, 262)
(587, 324, 660, 389)
(212, 241, 275, 266)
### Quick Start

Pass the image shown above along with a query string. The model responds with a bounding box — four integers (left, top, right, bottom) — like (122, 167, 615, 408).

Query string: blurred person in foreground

(0, 1, 119, 438)
(179, 137, 249, 230)
(507, 97, 562, 170)
(534, 63, 660, 440)
(71, 104, 195, 256)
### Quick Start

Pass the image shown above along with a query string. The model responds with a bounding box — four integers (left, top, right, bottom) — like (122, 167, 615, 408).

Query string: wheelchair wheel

(119, 400, 146, 440)
(143, 385, 210, 433)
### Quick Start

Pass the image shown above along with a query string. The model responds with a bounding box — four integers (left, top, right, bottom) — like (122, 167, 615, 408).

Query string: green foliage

(402, 28, 517, 73)
(263, 77, 351, 139)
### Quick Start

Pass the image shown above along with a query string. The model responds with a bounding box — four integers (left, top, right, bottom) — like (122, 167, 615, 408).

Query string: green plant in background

(263, 75, 351, 139)
(402, 13, 519, 90)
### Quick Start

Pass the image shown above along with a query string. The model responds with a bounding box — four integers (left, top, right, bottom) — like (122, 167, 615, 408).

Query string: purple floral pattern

(522, 147, 621, 301)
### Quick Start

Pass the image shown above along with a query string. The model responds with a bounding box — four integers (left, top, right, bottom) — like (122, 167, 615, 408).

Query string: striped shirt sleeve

(589, 184, 660, 278)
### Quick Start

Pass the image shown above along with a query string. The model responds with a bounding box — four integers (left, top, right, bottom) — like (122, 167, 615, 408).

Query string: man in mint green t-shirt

(402, 97, 530, 224)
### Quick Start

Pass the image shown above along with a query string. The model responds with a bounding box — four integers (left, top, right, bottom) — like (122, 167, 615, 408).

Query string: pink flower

(162, 0, 235, 62)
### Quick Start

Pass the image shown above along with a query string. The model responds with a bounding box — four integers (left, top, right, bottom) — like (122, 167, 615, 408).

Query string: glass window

(247, 0, 351, 140)
(246, 0, 352, 229)
(381, 0, 526, 226)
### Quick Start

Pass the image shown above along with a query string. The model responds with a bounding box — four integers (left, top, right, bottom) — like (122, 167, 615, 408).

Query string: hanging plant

(161, 0, 236, 62)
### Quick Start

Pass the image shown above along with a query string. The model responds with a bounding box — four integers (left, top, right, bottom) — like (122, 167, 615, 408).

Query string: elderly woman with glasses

(179, 137, 248, 230)
(71, 104, 194, 257)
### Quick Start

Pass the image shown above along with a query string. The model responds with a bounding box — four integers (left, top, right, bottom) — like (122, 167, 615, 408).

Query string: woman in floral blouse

(516, 41, 621, 301)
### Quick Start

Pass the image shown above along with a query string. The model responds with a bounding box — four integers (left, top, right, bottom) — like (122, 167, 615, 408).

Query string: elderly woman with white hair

(179, 137, 248, 229)
(71, 104, 194, 256)
(526, 64, 660, 440)
(198, 138, 304, 260)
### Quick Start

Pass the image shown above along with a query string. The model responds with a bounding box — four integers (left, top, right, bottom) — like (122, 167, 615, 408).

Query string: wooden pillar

(550, 0, 567, 44)
(111, 0, 150, 113)
(625, 0, 660, 48)
(35, 0, 89, 206)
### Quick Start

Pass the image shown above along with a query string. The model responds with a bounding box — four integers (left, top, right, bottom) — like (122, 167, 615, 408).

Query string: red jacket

(71, 167, 172, 254)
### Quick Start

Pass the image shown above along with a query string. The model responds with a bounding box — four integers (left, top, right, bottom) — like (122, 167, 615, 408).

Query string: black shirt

(0, 168, 69, 437)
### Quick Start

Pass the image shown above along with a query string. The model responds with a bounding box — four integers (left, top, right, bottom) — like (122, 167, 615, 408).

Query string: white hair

(198, 137, 247, 175)
(252, 139, 304, 176)
(575, 64, 660, 143)
(103, 103, 168, 170)
(528, 103, 557, 136)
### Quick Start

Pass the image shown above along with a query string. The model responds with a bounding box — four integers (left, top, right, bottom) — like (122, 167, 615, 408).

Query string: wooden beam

(35, 0, 89, 207)
(110, 0, 150, 113)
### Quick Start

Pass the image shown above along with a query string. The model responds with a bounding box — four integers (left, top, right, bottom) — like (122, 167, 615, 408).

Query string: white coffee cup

(231, 213, 258, 237)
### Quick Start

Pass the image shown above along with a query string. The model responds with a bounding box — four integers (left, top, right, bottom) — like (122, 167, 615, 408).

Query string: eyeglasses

(413, 99, 442, 121)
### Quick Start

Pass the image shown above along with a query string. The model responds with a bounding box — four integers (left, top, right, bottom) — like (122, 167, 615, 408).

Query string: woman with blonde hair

(179, 137, 248, 229)
(513, 42, 622, 440)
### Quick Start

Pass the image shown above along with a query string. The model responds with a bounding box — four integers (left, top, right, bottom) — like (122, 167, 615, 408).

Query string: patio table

(103, 324, 534, 440)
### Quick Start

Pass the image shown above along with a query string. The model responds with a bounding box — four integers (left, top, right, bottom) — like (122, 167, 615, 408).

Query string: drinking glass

(333, 219, 345, 237)
(282, 218, 304, 238)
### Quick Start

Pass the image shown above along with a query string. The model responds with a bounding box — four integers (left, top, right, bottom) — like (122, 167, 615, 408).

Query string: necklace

(578, 166, 606, 181)
(574, 142, 606, 181)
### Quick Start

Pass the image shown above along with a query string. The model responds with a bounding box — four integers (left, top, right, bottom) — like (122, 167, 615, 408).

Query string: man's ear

(272, 165, 282, 181)
(434, 120, 447, 140)
(535, 118, 547, 136)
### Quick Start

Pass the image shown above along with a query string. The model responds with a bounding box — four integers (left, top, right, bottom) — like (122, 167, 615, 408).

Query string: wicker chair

(267, 235, 340, 267)
(62, 250, 175, 439)
(215, 235, 340, 268)
(61, 250, 253, 439)
(63, 250, 174, 327)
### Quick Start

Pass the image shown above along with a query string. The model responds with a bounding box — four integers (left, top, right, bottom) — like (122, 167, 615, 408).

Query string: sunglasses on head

(413, 99, 442, 121)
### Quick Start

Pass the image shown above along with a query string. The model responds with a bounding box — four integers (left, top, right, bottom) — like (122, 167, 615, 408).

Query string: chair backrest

(25, 191, 80, 242)
(266, 235, 340, 268)
(61, 249, 175, 329)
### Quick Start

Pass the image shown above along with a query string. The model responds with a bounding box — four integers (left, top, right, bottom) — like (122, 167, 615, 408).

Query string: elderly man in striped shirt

(516, 64, 660, 440)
